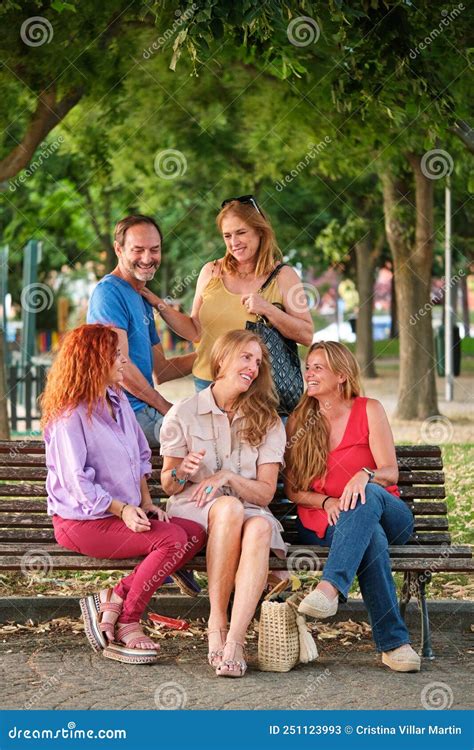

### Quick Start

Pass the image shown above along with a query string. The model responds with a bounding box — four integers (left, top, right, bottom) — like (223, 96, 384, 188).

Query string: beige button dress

(159, 386, 287, 558)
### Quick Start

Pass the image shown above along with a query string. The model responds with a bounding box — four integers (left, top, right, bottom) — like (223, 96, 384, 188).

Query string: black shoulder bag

(245, 263, 304, 415)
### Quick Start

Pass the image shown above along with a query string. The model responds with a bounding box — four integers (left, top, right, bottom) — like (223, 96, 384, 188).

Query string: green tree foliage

(0, 0, 472, 429)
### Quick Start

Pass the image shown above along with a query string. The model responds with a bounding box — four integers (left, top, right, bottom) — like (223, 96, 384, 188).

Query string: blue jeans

(297, 483, 414, 652)
(135, 405, 164, 448)
(193, 376, 212, 392)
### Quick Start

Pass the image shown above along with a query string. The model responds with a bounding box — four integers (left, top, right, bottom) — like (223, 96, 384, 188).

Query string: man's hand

(160, 400, 173, 415)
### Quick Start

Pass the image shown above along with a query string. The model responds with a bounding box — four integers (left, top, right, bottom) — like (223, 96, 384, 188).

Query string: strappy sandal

(216, 640, 247, 678)
(103, 622, 160, 665)
(79, 589, 122, 653)
(207, 628, 228, 668)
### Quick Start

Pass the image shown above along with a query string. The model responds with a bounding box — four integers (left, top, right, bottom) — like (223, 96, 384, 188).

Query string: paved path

(1, 625, 472, 711)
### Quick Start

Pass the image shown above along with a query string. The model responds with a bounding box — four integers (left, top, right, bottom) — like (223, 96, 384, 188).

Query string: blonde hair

(216, 201, 282, 278)
(210, 329, 279, 446)
(287, 342, 362, 491)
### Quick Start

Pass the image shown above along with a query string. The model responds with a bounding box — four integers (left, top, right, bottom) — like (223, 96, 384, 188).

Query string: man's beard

(129, 262, 159, 281)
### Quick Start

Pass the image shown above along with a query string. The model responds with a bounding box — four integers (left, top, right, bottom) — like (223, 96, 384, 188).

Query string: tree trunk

(452, 279, 459, 318)
(381, 158, 439, 419)
(460, 272, 470, 338)
(354, 233, 378, 378)
(0, 330, 10, 439)
(0, 87, 83, 183)
(104, 238, 115, 273)
(390, 270, 398, 338)
(103, 191, 115, 272)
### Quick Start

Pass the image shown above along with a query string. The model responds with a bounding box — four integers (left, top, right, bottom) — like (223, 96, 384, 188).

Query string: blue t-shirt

(87, 275, 160, 413)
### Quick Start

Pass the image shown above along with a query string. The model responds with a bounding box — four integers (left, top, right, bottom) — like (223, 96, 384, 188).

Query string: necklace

(210, 411, 242, 477)
(211, 385, 234, 415)
(236, 267, 254, 279)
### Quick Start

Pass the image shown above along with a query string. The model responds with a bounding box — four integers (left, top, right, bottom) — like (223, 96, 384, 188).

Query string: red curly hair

(40, 324, 119, 428)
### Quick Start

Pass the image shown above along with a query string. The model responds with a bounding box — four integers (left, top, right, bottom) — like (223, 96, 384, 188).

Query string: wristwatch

(362, 467, 375, 481)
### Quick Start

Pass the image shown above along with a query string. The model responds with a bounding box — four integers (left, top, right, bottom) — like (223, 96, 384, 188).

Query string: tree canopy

(0, 0, 472, 425)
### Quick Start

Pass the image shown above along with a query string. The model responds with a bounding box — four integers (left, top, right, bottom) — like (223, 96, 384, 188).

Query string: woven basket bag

(258, 594, 318, 672)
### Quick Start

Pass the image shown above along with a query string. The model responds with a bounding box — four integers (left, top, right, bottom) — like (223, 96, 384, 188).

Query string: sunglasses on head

(221, 194, 262, 215)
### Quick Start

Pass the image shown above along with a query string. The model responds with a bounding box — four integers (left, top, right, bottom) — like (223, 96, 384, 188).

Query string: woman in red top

(284, 342, 420, 672)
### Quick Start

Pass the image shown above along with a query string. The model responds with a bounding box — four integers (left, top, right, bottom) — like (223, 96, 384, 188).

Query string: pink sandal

(103, 622, 160, 665)
(207, 628, 228, 668)
(216, 640, 247, 678)
(79, 589, 122, 652)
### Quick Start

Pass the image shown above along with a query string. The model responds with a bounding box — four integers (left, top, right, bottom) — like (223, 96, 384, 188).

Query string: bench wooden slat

(397, 472, 444, 484)
(0, 455, 444, 472)
(0, 542, 470, 558)
(0, 485, 48, 497)
(2, 556, 471, 573)
(0, 441, 442, 456)
(0, 527, 452, 545)
(0, 501, 49, 512)
(0, 455, 47, 467)
(399, 487, 445, 499)
(0, 471, 447, 489)
(394, 446, 441, 457)
(0, 443, 430, 458)
(0, 483, 165, 497)
(0, 485, 448, 501)
(270, 501, 448, 517)
(396, 457, 443, 470)
(0, 514, 53, 527)
(267, 558, 474, 572)
(0, 467, 162, 481)
(272, 516, 450, 532)
(0, 499, 449, 515)
(282, 530, 452, 544)
(0, 512, 450, 531)
(0, 440, 45, 454)
(0, 528, 57, 542)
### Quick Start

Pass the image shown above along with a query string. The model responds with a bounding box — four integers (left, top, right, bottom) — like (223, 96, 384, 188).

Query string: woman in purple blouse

(41, 324, 206, 665)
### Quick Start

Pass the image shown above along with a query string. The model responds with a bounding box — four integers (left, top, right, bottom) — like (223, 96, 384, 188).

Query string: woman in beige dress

(160, 329, 286, 678)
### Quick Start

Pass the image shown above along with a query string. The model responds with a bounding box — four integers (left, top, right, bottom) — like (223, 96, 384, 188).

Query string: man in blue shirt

(88, 215, 195, 446)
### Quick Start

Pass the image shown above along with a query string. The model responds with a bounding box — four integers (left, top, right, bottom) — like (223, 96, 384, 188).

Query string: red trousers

(53, 514, 206, 622)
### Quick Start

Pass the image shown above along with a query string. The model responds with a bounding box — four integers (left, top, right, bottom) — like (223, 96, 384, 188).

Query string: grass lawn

(344, 336, 474, 372)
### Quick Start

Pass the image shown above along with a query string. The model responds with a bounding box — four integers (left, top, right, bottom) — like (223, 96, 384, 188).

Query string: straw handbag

(258, 593, 318, 672)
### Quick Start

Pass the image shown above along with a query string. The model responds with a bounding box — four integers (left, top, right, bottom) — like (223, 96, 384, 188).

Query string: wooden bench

(0, 440, 472, 658)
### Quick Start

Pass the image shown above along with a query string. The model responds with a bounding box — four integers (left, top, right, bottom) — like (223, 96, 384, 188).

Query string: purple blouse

(44, 388, 152, 520)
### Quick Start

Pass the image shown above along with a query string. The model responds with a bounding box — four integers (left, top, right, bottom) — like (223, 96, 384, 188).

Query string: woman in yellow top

(142, 195, 314, 392)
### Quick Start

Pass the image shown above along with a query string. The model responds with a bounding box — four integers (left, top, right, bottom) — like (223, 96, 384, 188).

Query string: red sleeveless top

(297, 396, 400, 539)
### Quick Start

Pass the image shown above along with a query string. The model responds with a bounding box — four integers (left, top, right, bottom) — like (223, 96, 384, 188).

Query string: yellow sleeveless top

(193, 274, 284, 381)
